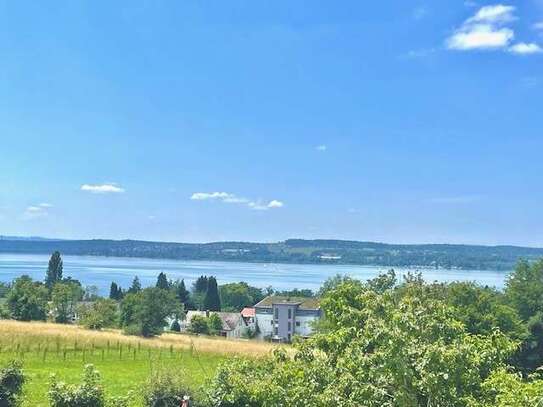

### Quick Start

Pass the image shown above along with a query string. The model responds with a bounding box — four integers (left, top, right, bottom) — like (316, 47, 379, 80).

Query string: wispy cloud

(446, 4, 542, 54)
(509, 42, 542, 54)
(23, 203, 52, 220)
(316, 144, 327, 152)
(81, 183, 125, 194)
(191, 192, 284, 211)
(534, 22, 543, 31)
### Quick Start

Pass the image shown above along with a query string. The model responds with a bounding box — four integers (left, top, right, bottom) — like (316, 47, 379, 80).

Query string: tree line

(0, 251, 311, 338)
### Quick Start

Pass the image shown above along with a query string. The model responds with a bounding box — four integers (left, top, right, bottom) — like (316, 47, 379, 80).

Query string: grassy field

(0, 320, 277, 406)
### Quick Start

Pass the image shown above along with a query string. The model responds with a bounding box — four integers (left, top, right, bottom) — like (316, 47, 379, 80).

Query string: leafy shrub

(188, 315, 209, 335)
(170, 319, 181, 332)
(49, 364, 105, 407)
(77, 299, 119, 330)
(141, 369, 194, 407)
(0, 361, 25, 407)
(207, 313, 223, 335)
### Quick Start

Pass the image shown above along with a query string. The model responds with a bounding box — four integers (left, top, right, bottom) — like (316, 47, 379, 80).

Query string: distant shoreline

(0, 238, 539, 271)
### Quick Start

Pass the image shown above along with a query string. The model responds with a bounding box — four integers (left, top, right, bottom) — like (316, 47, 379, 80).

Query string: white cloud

(191, 192, 284, 211)
(191, 192, 232, 201)
(447, 24, 514, 50)
(466, 4, 516, 24)
(81, 184, 125, 194)
(509, 42, 543, 54)
(534, 22, 543, 31)
(267, 200, 284, 209)
(446, 4, 541, 55)
(316, 145, 327, 152)
(23, 203, 52, 219)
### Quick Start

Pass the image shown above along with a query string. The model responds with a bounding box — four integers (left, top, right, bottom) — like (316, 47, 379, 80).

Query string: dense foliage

(77, 299, 118, 330)
(205, 267, 543, 406)
(141, 369, 195, 407)
(120, 288, 178, 337)
(0, 361, 25, 407)
(6, 276, 48, 321)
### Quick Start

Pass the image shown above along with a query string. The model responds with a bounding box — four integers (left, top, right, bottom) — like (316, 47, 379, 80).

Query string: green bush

(170, 319, 181, 332)
(188, 315, 209, 335)
(0, 361, 25, 407)
(141, 369, 195, 407)
(49, 364, 106, 407)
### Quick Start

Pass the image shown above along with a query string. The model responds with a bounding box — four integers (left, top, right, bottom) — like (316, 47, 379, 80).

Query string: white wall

(255, 311, 319, 340)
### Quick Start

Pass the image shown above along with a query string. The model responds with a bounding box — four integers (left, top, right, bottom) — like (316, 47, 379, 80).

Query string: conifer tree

(204, 276, 221, 311)
(45, 251, 63, 289)
(109, 282, 122, 300)
(128, 276, 142, 294)
(156, 272, 169, 290)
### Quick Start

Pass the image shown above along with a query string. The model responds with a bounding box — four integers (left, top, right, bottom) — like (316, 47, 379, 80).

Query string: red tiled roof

(241, 307, 255, 317)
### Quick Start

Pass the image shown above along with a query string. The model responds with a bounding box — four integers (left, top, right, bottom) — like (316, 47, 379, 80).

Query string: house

(254, 296, 321, 343)
(184, 310, 243, 339)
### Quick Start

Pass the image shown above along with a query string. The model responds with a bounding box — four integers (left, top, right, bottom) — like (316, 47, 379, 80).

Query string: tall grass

(0, 320, 282, 406)
(0, 320, 277, 357)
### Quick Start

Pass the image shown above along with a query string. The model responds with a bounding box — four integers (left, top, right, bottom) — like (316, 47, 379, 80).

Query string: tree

(7, 275, 49, 321)
(208, 313, 223, 335)
(173, 279, 190, 304)
(50, 282, 84, 323)
(77, 299, 119, 330)
(109, 282, 123, 301)
(219, 282, 264, 311)
(506, 259, 543, 321)
(205, 276, 518, 406)
(188, 315, 209, 335)
(156, 272, 169, 290)
(128, 276, 142, 294)
(204, 277, 221, 311)
(83, 286, 99, 301)
(192, 276, 209, 310)
(193, 276, 208, 293)
(45, 251, 63, 290)
(120, 287, 178, 337)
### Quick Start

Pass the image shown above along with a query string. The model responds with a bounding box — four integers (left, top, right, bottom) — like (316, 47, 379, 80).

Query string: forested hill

(1, 237, 542, 270)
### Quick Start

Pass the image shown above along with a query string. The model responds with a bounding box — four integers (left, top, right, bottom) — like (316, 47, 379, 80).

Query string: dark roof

(254, 296, 320, 310)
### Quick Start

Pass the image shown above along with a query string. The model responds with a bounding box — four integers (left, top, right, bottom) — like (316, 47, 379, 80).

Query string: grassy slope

(0, 320, 277, 406)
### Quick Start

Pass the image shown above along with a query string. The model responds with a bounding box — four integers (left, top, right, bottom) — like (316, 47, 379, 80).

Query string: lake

(0, 253, 510, 295)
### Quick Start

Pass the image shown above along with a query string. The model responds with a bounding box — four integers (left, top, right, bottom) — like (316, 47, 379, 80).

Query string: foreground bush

(49, 364, 105, 407)
(205, 276, 523, 406)
(0, 361, 25, 407)
(142, 369, 196, 407)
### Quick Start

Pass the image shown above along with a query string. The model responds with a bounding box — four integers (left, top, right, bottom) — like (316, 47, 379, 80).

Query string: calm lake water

(0, 253, 509, 295)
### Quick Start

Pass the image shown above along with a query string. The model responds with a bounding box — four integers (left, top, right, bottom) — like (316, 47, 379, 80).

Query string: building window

(288, 322, 291, 332)
(288, 334, 291, 342)
(288, 308, 292, 319)
(270, 320, 273, 325)
(274, 327, 278, 335)
(274, 308, 278, 319)
(296, 321, 301, 327)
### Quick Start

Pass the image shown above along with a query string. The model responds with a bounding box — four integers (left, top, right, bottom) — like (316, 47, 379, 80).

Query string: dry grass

(0, 320, 279, 357)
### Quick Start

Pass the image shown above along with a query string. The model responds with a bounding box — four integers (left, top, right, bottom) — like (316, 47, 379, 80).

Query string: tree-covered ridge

(2, 238, 543, 270)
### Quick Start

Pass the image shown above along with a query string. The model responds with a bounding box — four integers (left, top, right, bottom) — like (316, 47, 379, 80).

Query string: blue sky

(0, 1, 542, 246)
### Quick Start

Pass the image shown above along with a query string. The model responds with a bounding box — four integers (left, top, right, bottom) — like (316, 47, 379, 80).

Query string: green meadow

(0, 320, 275, 406)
